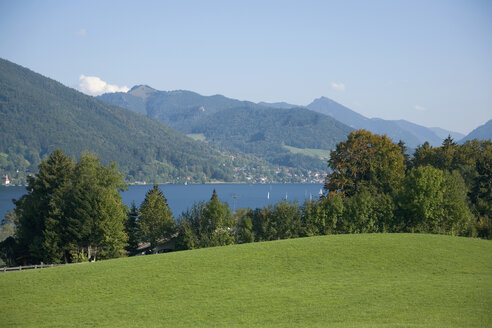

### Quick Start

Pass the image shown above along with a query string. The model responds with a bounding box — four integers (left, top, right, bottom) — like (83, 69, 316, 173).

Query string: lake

(0, 183, 324, 219)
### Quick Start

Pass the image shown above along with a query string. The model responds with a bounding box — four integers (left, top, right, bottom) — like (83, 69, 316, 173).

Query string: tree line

(1, 131, 490, 266)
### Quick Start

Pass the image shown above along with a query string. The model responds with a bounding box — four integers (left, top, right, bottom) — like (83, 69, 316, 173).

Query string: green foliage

(248, 201, 302, 241)
(6, 150, 128, 265)
(138, 184, 175, 249)
(396, 166, 471, 235)
(175, 190, 235, 249)
(234, 208, 254, 244)
(325, 129, 405, 196)
(337, 188, 395, 233)
(14, 149, 75, 263)
(124, 202, 140, 256)
(1, 235, 490, 327)
(0, 211, 17, 242)
(412, 138, 492, 238)
(200, 190, 235, 247)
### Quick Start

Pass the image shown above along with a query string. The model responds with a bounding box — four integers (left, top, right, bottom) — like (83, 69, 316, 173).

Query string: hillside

(461, 119, 492, 142)
(99, 86, 257, 132)
(191, 106, 351, 170)
(1, 234, 490, 327)
(0, 58, 238, 183)
(99, 86, 353, 174)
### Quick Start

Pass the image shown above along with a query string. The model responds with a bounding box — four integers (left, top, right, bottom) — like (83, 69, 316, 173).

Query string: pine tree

(200, 189, 235, 247)
(125, 202, 141, 256)
(11, 150, 129, 264)
(138, 184, 175, 249)
(14, 149, 74, 264)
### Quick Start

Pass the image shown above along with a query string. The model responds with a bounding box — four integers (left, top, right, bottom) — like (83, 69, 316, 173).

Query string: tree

(301, 200, 327, 237)
(470, 145, 492, 238)
(10, 150, 129, 265)
(0, 210, 17, 242)
(138, 184, 175, 249)
(251, 206, 273, 242)
(14, 149, 74, 264)
(235, 208, 254, 244)
(200, 189, 235, 247)
(396, 166, 471, 235)
(270, 201, 302, 240)
(338, 187, 394, 233)
(174, 202, 204, 250)
(62, 153, 128, 261)
(325, 130, 405, 196)
(124, 202, 141, 256)
(397, 140, 411, 171)
(174, 190, 235, 249)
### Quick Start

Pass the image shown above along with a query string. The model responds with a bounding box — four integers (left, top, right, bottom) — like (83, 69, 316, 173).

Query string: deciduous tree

(325, 130, 405, 196)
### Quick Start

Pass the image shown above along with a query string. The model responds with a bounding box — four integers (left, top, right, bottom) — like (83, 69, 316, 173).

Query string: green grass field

(1, 234, 491, 327)
(283, 145, 331, 159)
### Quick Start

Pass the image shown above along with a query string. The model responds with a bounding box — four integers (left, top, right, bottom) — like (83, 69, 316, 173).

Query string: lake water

(0, 183, 323, 219)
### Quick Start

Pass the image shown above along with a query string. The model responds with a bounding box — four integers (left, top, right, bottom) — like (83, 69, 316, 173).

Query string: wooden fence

(1, 262, 85, 273)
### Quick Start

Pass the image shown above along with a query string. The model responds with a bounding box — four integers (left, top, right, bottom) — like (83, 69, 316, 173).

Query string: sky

(0, 0, 491, 134)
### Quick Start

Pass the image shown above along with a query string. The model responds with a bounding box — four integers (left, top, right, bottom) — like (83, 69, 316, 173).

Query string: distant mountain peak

(128, 85, 157, 99)
(314, 96, 336, 103)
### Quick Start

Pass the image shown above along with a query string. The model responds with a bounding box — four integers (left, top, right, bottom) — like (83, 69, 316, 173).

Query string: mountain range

(1, 57, 490, 185)
(100, 88, 476, 152)
(99, 86, 353, 171)
(0, 58, 253, 183)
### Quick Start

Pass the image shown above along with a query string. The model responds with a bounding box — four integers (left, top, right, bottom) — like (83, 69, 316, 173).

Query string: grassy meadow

(283, 145, 331, 160)
(1, 234, 491, 327)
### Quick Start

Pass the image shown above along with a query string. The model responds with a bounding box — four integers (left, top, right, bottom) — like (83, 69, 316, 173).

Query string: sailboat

(267, 191, 270, 200)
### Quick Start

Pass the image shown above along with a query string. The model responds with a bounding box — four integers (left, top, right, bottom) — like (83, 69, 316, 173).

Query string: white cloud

(78, 75, 130, 96)
(414, 105, 426, 112)
(75, 29, 87, 37)
(331, 82, 345, 91)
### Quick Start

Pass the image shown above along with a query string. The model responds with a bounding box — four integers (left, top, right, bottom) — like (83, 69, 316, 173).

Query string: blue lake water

(0, 183, 324, 219)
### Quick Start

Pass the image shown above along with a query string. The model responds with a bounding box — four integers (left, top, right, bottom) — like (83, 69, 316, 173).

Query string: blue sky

(1, 0, 491, 134)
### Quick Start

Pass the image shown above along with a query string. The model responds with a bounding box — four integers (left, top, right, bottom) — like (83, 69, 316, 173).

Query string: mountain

(460, 119, 492, 142)
(430, 127, 465, 141)
(390, 120, 443, 146)
(306, 97, 463, 148)
(191, 106, 352, 170)
(98, 87, 353, 176)
(0, 58, 241, 183)
(257, 101, 298, 109)
(99, 86, 258, 132)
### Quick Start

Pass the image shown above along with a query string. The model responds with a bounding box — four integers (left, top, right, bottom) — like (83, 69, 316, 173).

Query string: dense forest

(2, 131, 490, 266)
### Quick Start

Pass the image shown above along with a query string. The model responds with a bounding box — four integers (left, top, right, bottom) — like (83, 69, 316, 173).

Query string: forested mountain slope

(191, 105, 352, 170)
(0, 58, 237, 183)
(99, 86, 353, 173)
